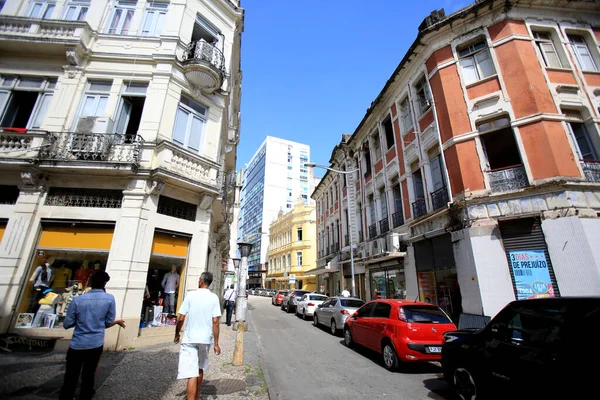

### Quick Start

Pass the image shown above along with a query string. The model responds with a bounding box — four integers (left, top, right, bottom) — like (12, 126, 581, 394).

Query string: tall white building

(0, 0, 243, 349)
(237, 136, 313, 287)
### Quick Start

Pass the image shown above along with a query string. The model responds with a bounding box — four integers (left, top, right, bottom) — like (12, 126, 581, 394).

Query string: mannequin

(39, 288, 63, 313)
(28, 258, 55, 313)
(161, 265, 180, 315)
(53, 263, 72, 289)
(74, 260, 92, 286)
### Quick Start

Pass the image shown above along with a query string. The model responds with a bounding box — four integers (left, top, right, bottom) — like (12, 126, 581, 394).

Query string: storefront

(13, 222, 114, 332)
(140, 231, 190, 330)
(342, 260, 366, 300)
(366, 260, 405, 301)
(413, 234, 462, 322)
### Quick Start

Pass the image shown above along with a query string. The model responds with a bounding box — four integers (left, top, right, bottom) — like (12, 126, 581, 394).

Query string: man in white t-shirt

(341, 287, 351, 297)
(174, 272, 221, 400)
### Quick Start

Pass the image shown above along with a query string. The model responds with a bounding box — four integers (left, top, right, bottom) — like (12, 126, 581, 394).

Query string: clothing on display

(53, 266, 72, 288)
(164, 293, 176, 315)
(74, 264, 93, 286)
(161, 271, 180, 294)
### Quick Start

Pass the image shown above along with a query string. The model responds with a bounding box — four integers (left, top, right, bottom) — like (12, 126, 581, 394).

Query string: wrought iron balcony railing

(182, 39, 226, 73)
(430, 186, 449, 211)
(581, 160, 600, 183)
(487, 164, 529, 193)
(412, 198, 427, 219)
(379, 217, 389, 234)
(368, 223, 378, 239)
(392, 210, 404, 228)
(181, 39, 226, 92)
(38, 132, 143, 166)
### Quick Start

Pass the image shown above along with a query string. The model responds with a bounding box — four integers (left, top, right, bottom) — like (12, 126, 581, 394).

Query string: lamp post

(231, 257, 241, 292)
(306, 162, 359, 298)
(232, 241, 252, 366)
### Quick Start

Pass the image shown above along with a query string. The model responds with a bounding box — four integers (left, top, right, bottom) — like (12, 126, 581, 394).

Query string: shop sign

(509, 250, 555, 300)
(0, 334, 58, 354)
(289, 274, 296, 284)
(417, 272, 437, 304)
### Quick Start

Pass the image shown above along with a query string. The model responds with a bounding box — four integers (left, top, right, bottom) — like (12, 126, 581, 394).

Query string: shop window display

(141, 258, 185, 329)
(370, 268, 406, 300)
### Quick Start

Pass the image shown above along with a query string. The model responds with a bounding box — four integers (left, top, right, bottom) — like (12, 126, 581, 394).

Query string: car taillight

(340, 310, 350, 315)
(307, 303, 315, 307)
(398, 307, 407, 322)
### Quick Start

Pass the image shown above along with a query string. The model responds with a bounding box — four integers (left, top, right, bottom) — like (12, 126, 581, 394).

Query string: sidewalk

(0, 306, 269, 400)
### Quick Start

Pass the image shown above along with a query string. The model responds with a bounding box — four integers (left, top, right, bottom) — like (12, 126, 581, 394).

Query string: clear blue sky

(237, 0, 472, 176)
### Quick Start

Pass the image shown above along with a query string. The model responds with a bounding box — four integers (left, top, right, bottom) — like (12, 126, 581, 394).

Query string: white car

(295, 293, 329, 320)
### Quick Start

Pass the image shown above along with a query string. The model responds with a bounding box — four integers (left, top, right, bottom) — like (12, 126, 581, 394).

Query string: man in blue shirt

(59, 271, 125, 400)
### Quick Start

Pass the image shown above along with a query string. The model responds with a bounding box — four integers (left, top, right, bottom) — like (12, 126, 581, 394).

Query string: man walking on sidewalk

(223, 284, 237, 326)
(174, 271, 221, 400)
(59, 271, 126, 400)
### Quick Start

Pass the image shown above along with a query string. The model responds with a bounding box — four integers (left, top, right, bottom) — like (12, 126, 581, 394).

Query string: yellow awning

(151, 234, 189, 258)
(38, 226, 114, 251)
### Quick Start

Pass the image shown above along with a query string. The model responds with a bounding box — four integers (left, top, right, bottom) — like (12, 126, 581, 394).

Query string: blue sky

(237, 0, 473, 176)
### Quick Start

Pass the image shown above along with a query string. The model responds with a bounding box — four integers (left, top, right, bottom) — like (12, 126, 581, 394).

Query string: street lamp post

(232, 242, 252, 366)
(231, 257, 241, 292)
(306, 163, 359, 298)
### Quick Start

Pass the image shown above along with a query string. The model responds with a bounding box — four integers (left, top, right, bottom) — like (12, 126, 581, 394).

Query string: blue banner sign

(509, 250, 555, 300)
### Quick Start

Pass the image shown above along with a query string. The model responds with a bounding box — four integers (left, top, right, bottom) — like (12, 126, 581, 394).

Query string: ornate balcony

(487, 164, 529, 193)
(379, 217, 389, 234)
(431, 186, 449, 211)
(0, 129, 48, 163)
(581, 161, 600, 183)
(368, 223, 378, 239)
(412, 198, 427, 219)
(38, 132, 143, 169)
(181, 39, 226, 93)
(392, 210, 404, 228)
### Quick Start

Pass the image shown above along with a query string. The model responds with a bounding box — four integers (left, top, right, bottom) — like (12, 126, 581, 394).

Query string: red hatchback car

(344, 300, 457, 370)
(272, 290, 289, 306)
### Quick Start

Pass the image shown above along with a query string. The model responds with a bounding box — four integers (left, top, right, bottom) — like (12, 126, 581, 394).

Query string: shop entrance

(369, 264, 405, 300)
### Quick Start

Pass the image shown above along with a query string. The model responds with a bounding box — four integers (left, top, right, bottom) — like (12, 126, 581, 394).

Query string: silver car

(313, 297, 365, 336)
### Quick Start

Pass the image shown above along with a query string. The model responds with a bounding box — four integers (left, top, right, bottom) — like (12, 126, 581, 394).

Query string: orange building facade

(311, 0, 600, 325)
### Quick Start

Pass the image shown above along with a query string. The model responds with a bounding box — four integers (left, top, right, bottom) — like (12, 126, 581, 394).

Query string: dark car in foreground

(442, 297, 600, 400)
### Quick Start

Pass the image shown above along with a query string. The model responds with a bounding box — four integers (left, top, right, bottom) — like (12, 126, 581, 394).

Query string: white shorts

(177, 342, 211, 379)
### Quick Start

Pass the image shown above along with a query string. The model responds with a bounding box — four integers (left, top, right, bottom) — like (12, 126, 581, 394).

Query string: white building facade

(0, 0, 243, 349)
(237, 136, 313, 287)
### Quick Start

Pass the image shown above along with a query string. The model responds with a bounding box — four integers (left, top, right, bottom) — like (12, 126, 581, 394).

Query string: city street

(249, 296, 457, 400)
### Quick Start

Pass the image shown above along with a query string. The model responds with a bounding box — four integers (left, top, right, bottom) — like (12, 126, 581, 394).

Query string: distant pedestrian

(59, 271, 125, 400)
(223, 284, 237, 326)
(341, 287, 351, 297)
(175, 272, 221, 400)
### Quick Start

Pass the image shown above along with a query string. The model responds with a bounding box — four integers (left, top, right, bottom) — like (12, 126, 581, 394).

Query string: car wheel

(453, 366, 480, 400)
(330, 320, 338, 336)
(313, 314, 318, 326)
(344, 327, 353, 348)
(382, 342, 399, 371)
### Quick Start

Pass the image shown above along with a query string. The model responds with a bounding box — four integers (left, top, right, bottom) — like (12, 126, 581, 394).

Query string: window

(0, 76, 57, 129)
(77, 81, 111, 120)
(412, 169, 425, 199)
(372, 134, 382, 161)
(532, 31, 564, 69)
(372, 302, 392, 318)
(392, 184, 402, 212)
(297, 227, 302, 241)
(0, 1, 5, 12)
(172, 95, 207, 153)
(356, 302, 376, 318)
(430, 155, 445, 191)
(400, 97, 413, 133)
(368, 195, 376, 225)
(458, 40, 496, 85)
(383, 116, 394, 149)
(192, 14, 220, 45)
(141, 2, 168, 36)
(363, 142, 372, 176)
(64, 1, 89, 21)
(379, 188, 388, 221)
(107, 1, 135, 35)
(477, 116, 522, 170)
(28, 1, 55, 19)
(568, 34, 598, 72)
(296, 251, 303, 267)
(115, 82, 147, 139)
(415, 77, 432, 116)
(564, 110, 599, 161)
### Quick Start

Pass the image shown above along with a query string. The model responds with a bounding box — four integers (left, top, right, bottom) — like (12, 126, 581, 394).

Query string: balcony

(181, 39, 226, 93)
(0, 129, 48, 163)
(392, 210, 404, 228)
(430, 186, 449, 211)
(379, 217, 389, 234)
(412, 198, 427, 219)
(0, 16, 91, 59)
(368, 223, 378, 239)
(38, 132, 143, 170)
(487, 164, 529, 193)
(581, 160, 600, 183)
(151, 140, 220, 192)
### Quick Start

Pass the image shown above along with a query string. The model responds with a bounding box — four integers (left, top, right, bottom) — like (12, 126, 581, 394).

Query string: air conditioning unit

(71, 117, 115, 158)
(387, 233, 409, 253)
(76, 117, 114, 134)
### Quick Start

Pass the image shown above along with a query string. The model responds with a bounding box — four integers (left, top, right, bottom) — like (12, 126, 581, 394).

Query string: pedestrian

(341, 287, 351, 297)
(174, 271, 221, 400)
(59, 271, 126, 400)
(223, 284, 237, 326)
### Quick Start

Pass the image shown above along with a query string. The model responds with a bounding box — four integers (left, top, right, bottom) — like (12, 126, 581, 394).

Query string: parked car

(281, 290, 310, 313)
(314, 297, 364, 335)
(268, 290, 276, 297)
(343, 300, 456, 371)
(261, 289, 271, 297)
(442, 297, 600, 400)
(295, 293, 329, 320)
(272, 290, 289, 306)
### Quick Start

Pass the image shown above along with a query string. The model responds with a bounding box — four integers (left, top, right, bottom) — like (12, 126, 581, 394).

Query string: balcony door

(430, 155, 445, 191)
(563, 110, 599, 161)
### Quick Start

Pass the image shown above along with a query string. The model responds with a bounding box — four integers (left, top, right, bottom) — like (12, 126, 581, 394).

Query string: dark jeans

(59, 345, 103, 400)
(226, 301, 235, 326)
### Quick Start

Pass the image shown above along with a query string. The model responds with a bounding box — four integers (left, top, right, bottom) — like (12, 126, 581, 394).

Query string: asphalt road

(249, 296, 458, 400)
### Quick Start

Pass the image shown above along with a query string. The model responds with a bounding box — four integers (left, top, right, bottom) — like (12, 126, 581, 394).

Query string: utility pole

(232, 241, 252, 366)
